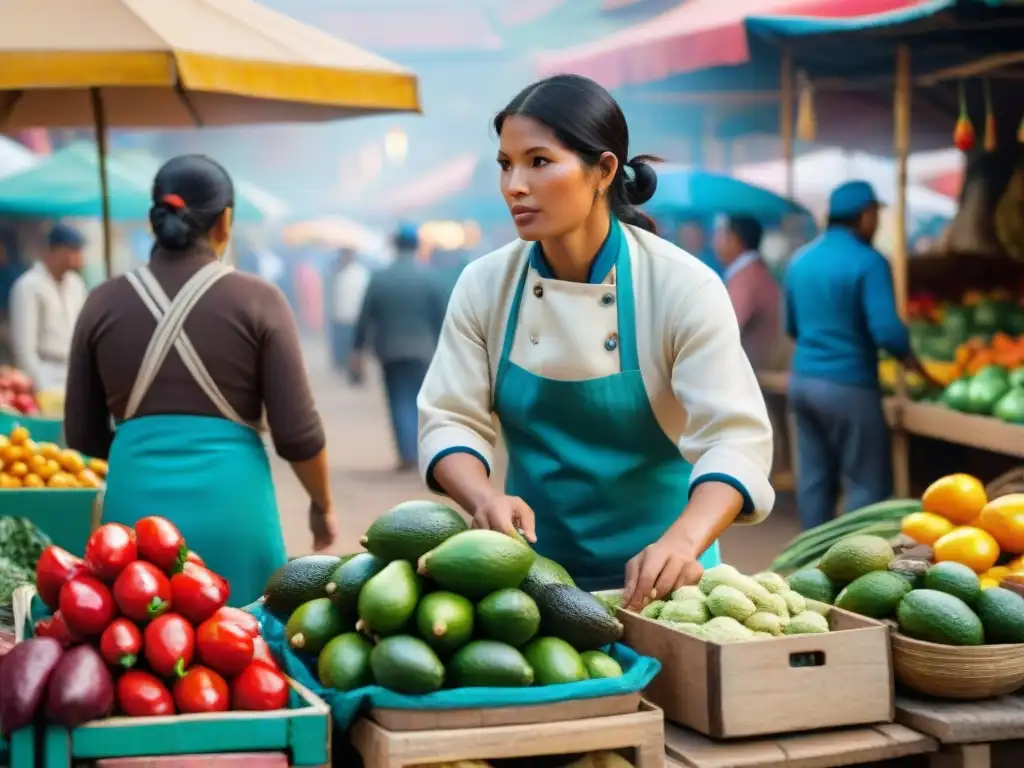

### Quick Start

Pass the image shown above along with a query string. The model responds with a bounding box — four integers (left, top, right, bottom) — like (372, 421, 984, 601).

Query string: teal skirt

(101, 415, 287, 607)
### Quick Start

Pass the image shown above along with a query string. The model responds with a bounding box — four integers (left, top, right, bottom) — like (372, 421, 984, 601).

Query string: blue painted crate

(0, 411, 63, 445)
(2, 488, 100, 557)
(2, 726, 37, 768)
(40, 678, 331, 768)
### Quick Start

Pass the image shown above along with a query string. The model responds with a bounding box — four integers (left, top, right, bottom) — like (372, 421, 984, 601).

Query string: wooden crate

(618, 604, 894, 739)
(39, 679, 330, 768)
(350, 699, 665, 768)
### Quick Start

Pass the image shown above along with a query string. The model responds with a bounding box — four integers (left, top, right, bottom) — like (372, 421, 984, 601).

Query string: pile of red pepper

(34, 517, 289, 718)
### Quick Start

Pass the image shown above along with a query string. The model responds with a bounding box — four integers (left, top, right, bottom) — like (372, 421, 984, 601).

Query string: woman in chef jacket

(417, 75, 775, 611)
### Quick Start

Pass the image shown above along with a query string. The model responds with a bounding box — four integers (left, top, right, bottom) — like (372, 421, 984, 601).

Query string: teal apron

(100, 262, 286, 607)
(494, 223, 721, 592)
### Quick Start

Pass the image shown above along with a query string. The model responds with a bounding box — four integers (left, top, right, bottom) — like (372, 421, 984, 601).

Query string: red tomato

(251, 636, 279, 670)
(59, 576, 117, 636)
(100, 618, 143, 669)
(196, 617, 254, 677)
(117, 670, 176, 717)
(231, 662, 289, 711)
(34, 611, 80, 647)
(169, 563, 229, 624)
(212, 607, 261, 638)
(85, 524, 137, 582)
(35, 546, 87, 610)
(135, 517, 188, 573)
(185, 551, 204, 567)
(113, 561, 172, 622)
(144, 613, 195, 678)
(173, 666, 230, 714)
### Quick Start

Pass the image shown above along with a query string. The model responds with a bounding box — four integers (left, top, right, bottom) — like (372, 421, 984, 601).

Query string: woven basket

(891, 632, 1024, 700)
(985, 467, 1024, 499)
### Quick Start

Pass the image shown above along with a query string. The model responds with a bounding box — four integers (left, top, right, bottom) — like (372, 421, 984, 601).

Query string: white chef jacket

(332, 261, 371, 325)
(9, 262, 87, 392)
(417, 223, 776, 522)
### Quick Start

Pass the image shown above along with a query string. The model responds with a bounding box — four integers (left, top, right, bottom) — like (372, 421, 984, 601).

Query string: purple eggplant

(0, 637, 64, 735)
(45, 644, 114, 727)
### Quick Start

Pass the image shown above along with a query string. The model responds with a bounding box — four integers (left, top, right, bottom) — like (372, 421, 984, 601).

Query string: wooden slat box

(39, 679, 330, 768)
(617, 602, 894, 739)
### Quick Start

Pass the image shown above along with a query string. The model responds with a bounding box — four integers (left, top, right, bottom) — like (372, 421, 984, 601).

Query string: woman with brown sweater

(64, 155, 336, 606)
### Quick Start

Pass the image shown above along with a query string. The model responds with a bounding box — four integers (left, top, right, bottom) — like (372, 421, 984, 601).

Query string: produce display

(607, 564, 829, 643)
(0, 424, 107, 489)
(264, 500, 627, 695)
(0, 517, 289, 734)
(0, 517, 50, 603)
(877, 289, 1024, 422)
(0, 366, 40, 416)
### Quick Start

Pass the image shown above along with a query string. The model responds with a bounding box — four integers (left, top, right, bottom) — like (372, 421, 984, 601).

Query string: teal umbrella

(0, 142, 282, 223)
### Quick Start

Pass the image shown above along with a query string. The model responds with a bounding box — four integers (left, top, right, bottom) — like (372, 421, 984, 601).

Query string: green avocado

(324, 552, 386, 615)
(317, 633, 374, 692)
(476, 589, 541, 648)
(580, 650, 624, 679)
(529, 583, 624, 651)
(522, 637, 588, 685)
(448, 640, 534, 687)
(361, 500, 468, 562)
(285, 597, 347, 655)
(415, 591, 475, 655)
(370, 635, 445, 694)
(519, 556, 576, 593)
(264, 555, 343, 619)
(418, 530, 536, 600)
(356, 560, 422, 636)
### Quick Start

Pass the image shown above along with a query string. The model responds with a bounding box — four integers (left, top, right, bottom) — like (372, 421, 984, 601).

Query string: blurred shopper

(676, 218, 723, 277)
(785, 180, 938, 529)
(65, 155, 337, 605)
(419, 75, 773, 604)
(431, 247, 470, 307)
(714, 215, 779, 370)
(328, 247, 370, 381)
(352, 223, 447, 472)
(9, 224, 88, 392)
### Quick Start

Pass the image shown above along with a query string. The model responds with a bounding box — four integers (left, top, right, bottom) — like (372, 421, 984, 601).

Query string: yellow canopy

(0, 0, 421, 128)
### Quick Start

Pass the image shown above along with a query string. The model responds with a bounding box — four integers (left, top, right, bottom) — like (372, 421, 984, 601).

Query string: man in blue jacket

(785, 181, 937, 529)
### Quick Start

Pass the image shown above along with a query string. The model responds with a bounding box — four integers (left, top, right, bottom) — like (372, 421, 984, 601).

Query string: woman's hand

(623, 533, 703, 611)
(309, 501, 339, 552)
(470, 494, 537, 543)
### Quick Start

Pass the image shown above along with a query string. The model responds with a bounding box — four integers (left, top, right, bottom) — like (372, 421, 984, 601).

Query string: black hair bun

(625, 156, 658, 206)
(149, 204, 197, 250)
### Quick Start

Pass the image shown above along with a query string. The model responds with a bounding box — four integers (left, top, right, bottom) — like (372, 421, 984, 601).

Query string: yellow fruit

(0, 474, 22, 488)
(977, 494, 1024, 554)
(8, 425, 29, 445)
(1, 444, 24, 464)
(87, 458, 108, 477)
(6, 461, 28, 479)
(22, 473, 44, 488)
(1009, 555, 1024, 572)
(59, 450, 85, 474)
(983, 566, 1011, 581)
(36, 459, 60, 480)
(0, 435, 8, 450)
(921, 474, 988, 525)
(901, 511, 955, 545)
(38, 442, 61, 460)
(980, 577, 1001, 590)
(21, 439, 37, 456)
(934, 526, 1001, 573)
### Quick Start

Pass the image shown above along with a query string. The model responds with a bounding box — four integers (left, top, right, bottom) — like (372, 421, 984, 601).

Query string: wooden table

(665, 722, 936, 768)
(896, 694, 1024, 768)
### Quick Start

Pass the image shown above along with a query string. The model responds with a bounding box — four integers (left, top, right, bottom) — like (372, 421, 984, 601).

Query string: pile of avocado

(787, 533, 1024, 646)
(262, 501, 627, 695)
(607, 564, 831, 642)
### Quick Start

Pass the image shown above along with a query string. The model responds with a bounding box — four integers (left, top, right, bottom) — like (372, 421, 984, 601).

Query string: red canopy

(538, 0, 927, 88)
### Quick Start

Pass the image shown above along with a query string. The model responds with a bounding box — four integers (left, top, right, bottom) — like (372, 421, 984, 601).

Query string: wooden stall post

(891, 44, 912, 497)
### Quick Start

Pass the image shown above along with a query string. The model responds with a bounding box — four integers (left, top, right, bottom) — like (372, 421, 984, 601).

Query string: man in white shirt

(329, 247, 370, 381)
(9, 224, 88, 393)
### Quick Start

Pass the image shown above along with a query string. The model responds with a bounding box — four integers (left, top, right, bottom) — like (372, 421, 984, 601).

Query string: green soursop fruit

(660, 599, 710, 625)
(744, 612, 783, 636)
(752, 572, 789, 594)
(706, 585, 757, 622)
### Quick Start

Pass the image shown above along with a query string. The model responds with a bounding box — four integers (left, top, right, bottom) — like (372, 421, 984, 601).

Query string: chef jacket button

(604, 334, 618, 351)
(601, 293, 615, 306)
(533, 283, 544, 298)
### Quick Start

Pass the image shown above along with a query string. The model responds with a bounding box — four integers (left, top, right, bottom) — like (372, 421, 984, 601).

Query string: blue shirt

(784, 227, 910, 388)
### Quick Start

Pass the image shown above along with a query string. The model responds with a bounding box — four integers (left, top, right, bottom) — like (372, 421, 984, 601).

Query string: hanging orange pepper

(983, 79, 997, 152)
(954, 81, 976, 152)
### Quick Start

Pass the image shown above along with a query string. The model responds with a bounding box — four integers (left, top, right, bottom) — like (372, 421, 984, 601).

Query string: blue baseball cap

(827, 180, 883, 219)
(393, 222, 419, 251)
(47, 224, 85, 249)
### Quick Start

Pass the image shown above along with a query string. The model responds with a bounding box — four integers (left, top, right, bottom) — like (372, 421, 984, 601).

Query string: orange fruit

(1009, 554, 1024, 573)
(933, 526, 1001, 573)
(28, 453, 48, 472)
(980, 577, 1001, 590)
(6, 461, 28, 479)
(901, 511, 955, 545)
(983, 566, 1011, 581)
(8, 425, 29, 445)
(977, 494, 1024, 554)
(38, 442, 61, 460)
(47, 473, 73, 489)
(35, 459, 60, 480)
(87, 458, 108, 477)
(21, 439, 37, 456)
(921, 473, 988, 525)
(22, 473, 44, 488)
(0, 473, 22, 488)
(1, 444, 24, 464)
(0, 435, 8, 450)
(76, 469, 101, 488)
(58, 449, 85, 474)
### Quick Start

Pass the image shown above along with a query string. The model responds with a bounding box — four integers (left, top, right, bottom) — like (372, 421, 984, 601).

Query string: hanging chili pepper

(953, 81, 975, 153)
(983, 79, 997, 152)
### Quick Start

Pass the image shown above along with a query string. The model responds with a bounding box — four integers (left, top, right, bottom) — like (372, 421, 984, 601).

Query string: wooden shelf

(890, 400, 1024, 459)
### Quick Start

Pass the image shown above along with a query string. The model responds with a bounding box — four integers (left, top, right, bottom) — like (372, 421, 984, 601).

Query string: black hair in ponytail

(494, 74, 659, 234)
(149, 155, 235, 252)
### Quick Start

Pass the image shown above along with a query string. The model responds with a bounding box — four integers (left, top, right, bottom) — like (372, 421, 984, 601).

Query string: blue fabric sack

(250, 603, 660, 730)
